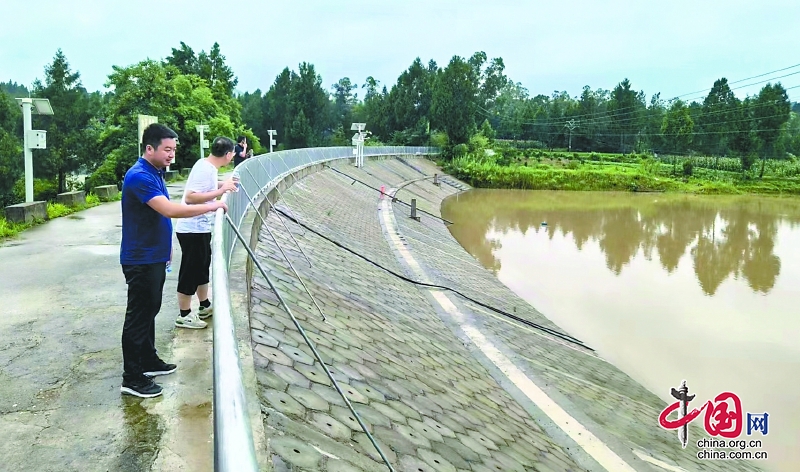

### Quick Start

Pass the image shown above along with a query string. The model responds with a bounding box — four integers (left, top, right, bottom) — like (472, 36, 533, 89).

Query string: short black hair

(236, 135, 246, 144)
(142, 123, 178, 152)
(211, 136, 235, 157)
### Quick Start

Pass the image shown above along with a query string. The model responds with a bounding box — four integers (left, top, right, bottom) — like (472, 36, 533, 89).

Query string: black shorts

(176, 232, 212, 295)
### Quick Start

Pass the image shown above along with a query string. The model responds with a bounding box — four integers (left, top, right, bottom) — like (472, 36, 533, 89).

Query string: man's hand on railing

(207, 200, 229, 213)
(220, 178, 238, 194)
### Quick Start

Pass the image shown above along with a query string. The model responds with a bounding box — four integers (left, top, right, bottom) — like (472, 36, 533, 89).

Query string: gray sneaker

(175, 312, 208, 329)
(198, 304, 213, 320)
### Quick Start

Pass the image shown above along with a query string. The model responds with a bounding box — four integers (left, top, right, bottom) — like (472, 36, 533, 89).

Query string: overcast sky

(2, 0, 798, 103)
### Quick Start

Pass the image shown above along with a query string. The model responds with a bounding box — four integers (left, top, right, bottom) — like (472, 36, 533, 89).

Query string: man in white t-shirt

(174, 136, 239, 329)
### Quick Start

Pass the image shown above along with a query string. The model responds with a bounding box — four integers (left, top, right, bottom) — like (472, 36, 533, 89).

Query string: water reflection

(443, 189, 800, 471)
(443, 191, 800, 295)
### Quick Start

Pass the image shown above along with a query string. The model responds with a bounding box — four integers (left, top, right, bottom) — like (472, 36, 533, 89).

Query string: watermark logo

(657, 380, 769, 461)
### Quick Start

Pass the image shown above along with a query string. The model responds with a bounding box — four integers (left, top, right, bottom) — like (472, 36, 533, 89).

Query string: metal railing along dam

(210, 146, 438, 471)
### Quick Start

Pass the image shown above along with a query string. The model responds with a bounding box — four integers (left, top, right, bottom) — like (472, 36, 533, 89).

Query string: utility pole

(564, 119, 578, 152)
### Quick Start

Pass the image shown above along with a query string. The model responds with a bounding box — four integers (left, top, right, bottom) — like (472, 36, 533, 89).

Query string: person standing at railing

(233, 135, 252, 167)
(120, 124, 228, 399)
(174, 137, 238, 329)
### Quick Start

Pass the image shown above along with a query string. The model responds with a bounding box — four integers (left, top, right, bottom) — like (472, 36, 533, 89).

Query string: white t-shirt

(175, 159, 218, 233)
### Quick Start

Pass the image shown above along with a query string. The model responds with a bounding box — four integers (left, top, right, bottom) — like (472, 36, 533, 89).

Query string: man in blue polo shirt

(120, 123, 227, 398)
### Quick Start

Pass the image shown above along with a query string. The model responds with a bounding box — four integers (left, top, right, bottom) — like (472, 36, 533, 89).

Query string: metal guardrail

(210, 146, 437, 472)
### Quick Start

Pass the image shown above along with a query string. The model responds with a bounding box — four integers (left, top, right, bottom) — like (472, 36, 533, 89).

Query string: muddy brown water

(443, 189, 800, 472)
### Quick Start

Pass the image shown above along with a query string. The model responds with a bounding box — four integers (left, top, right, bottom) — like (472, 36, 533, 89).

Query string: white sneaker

(198, 304, 213, 320)
(175, 312, 208, 329)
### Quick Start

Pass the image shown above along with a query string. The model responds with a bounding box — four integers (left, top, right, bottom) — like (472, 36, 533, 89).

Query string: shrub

(47, 202, 72, 219)
(85, 155, 119, 192)
(12, 178, 59, 202)
(682, 160, 694, 176)
(452, 143, 469, 157)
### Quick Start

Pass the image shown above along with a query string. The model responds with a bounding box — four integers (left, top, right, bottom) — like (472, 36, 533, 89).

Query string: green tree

(332, 77, 357, 138)
(263, 68, 293, 143)
(32, 49, 102, 193)
(661, 99, 694, 160)
(431, 55, 478, 146)
(165, 41, 197, 76)
(0, 88, 23, 205)
(700, 78, 740, 156)
(356, 77, 390, 140)
(753, 83, 791, 178)
(609, 78, 645, 152)
(287, 63, 331, 146)
(91, 59, 257, 188)
(385, 58, 437, 144)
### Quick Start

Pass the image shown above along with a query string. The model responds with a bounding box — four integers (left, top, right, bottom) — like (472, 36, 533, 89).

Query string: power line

(484, 63, 800, 126)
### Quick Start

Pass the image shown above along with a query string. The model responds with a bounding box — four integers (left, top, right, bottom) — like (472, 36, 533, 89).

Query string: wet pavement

(1, 181, 214, 472)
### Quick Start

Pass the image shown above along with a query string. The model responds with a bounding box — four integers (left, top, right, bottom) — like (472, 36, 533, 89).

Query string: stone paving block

(417, 448, 457, 472)
(332, 364, 365, 382)
(370, 402, 408, 425)
(257, 369, 289, 392)
(287, 385, 330, 412)
(252, 328, 279, 347)
(255, 345, 294, 366)
(394, 423, 432, 449)
(429, 441, 471, 470)
(337, 383, 369, 404)
(271, 363, 312, 388)
(279, 343, 315, 365)
(352, 404, 391, 428)
(263, 388, 306, 418)
(252, 311, 284, 331)
(270, 435, 323, 469)
(408, 418, 444, 443)
(386, 400, 422, 422)
(456, 433, 491, 457)
(330, 405, 371, 432)
(350, 380, 386, 403)
(352, 432, 397, 464)
(384, 380, 414, 399)
(497, 445, 535, 468)
(311, 383, 347, 407)
(421, 416, 457, 439)
(327, 460, 366, 472)
(309, 412, 352, 440)
(295, 362, 332, 386)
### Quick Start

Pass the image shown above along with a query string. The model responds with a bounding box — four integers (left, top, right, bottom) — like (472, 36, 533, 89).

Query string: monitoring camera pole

(564, 119, 578, 152)
(16, 98, 53, 203)
(196, 124, 210, 160)
(350, 123, 367, 168)
(267, 129, 277, 153)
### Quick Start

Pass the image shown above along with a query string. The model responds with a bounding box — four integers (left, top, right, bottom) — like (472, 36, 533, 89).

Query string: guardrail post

(410, 198, 420, 221)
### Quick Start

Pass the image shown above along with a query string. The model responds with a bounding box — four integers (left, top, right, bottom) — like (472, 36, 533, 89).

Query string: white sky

(2, 0, 798, 103)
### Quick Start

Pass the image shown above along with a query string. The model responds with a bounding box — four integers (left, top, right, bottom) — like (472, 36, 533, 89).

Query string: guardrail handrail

(210, 146, 437, 471)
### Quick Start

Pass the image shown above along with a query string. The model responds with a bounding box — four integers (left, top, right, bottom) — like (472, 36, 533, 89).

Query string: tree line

(1, 44, 798, 206)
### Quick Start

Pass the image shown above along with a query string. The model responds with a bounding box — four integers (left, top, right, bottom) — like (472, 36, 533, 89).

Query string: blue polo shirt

(120, 157, 172, 265)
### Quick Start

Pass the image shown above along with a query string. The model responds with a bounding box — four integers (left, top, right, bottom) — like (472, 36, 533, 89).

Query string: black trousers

(121, 262, 166, 380)
(176, 232, 212, 296)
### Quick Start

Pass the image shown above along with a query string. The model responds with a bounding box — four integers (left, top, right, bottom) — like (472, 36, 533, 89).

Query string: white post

(199, 126, 205, 160)
(21, 99, 33, 203)
(268, 130, 277, 153)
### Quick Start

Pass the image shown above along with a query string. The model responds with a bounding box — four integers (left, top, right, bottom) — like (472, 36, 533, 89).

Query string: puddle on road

(117, 399, 164, 472)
